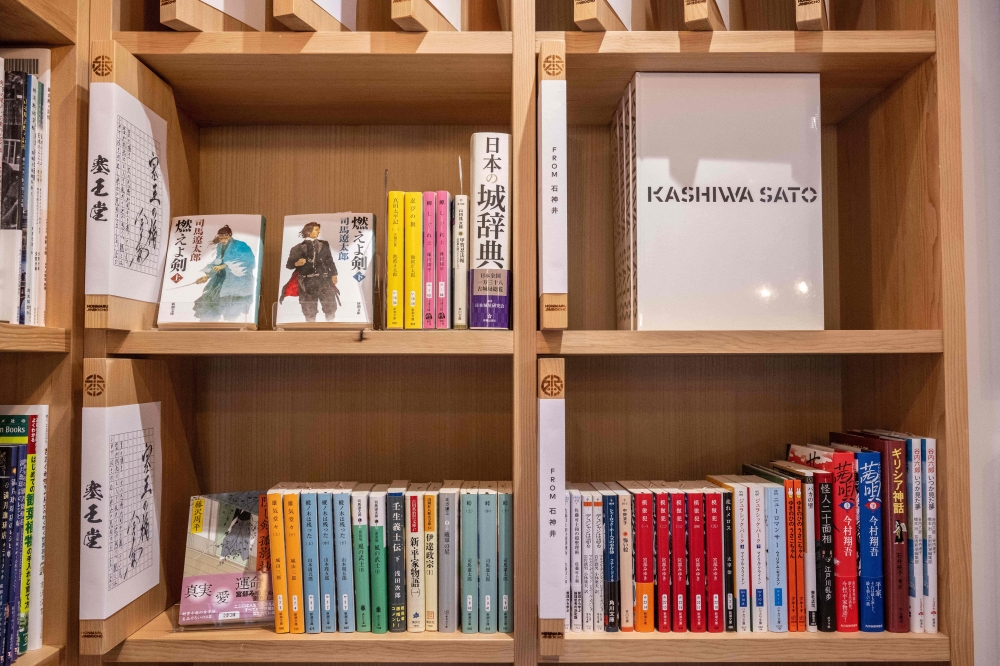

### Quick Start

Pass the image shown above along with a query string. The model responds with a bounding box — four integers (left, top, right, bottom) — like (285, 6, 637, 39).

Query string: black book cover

(1, 72, 26, 232)
(721, 490, 735, 632)
(387, 494, 406, 632)
(816, 477, 836, 632)
(604, 493, 619, 631)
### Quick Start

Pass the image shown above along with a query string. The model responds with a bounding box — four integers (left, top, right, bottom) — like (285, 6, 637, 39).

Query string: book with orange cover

(283, 485, 306, 633)
(267, 485, 290, 633)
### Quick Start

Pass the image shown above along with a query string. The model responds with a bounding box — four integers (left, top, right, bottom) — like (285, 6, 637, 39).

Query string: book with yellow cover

(266, 486, 290, 633)
(404, 192, 423, 329)
(387, 191, 405, 329)
(283, 485, 306, 633)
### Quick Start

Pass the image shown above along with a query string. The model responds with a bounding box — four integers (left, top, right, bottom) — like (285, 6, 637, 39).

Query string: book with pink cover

(423, 193, 436, 329)
(436, 191, 452, 329)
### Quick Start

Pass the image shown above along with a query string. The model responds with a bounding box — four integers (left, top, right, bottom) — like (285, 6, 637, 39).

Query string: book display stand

(3, 0, 976, 665)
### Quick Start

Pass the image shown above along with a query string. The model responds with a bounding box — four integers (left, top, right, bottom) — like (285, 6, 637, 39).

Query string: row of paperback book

(563, 430, 937, 634)
(179, 481, 514, 634)
(1, 51, 51, 327)
(0, 410, 48, 663)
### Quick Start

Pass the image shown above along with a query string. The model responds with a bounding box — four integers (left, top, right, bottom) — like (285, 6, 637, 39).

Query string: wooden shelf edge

(0, 0, 75, 45)
(14, 645, 64, 666)
(536, 330, 944, 355)
(103, 610, 514, 663)
(105, 330, 514, 356)
(0, 323, 70, 353)
(557, 630, 950, 662)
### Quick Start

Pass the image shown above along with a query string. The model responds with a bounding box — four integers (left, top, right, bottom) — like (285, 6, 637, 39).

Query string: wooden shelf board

(104, 609, 513, 663)
(106, 329, 514, 355)
(535, 30, 936, 124)
(14, 645, 63, 666)
(0, 323, 70, 353)
(537, 330, 944, 355)
(557, 630, 951, 662)
(0, 0, 74, 45)
(113, 31, 513, 125)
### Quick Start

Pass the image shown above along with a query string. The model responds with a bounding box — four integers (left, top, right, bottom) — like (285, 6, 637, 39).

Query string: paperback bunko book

(277, 213, 374, 329)
(178, 492, 273, 627)
(334, 484, 357, 632)
(404, 193, 423, 329)
(770, 461, 820, 632)
(498, 481, 513, 632)
(478, 482, 499, 633)
(265, 487, 289, 633)
(438, 482, 461, 633)
(386, 192, 404, 329)
(316, 485, 337, 632)
(351, 484, 373, 632)
(423, 483, 440, 631)
(452, 195, 470, 328)
(158, 215, 265, 329)
(422, 193, 436, 329)
(568, 486, 582, 632)
(469, 132, 511, 329)
(591, 486, 605, 633)
(460, 482, 479, 632)
(368, 484, 389, 634)
(435, 192, 452, 329)
(404, 483, 426, 632)
(387, 481, 408, 632)
(300, 489, 321, 633)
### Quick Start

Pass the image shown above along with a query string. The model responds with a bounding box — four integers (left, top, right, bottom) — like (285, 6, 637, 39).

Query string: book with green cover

(351, 483, 373, 632)
(369, 484, 389, 633)
(460, 481, 479, 633)
(498, 481, 513, 633)
(478, 482, 498, 633)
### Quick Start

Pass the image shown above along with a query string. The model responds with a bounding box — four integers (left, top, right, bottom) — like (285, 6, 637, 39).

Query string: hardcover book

(856, 451, 885, 631)
(469, 132, 511, 329)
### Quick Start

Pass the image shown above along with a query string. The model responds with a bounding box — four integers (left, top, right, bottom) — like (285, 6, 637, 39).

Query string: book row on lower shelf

(563, 430, 937, 636)
(180, 481, 514, 635)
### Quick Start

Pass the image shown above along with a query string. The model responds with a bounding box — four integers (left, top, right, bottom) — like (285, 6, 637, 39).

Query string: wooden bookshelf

(14, 645, 64, 666)
(0, 323, 70, 353)
(0, 0, 75, 44)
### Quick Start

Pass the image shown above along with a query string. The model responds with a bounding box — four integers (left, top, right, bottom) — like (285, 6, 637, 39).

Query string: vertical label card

(538, 40, 569, 330)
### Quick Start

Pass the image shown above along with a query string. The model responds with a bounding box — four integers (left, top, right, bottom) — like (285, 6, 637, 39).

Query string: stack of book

(180, 481, 514, 634)
(1, 51, 51, 327)
(563, 430, 937, 635)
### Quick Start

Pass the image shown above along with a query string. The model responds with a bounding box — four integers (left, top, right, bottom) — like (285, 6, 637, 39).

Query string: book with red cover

(631, 486, 656, 632)
(670, 488, 687, 632)
(705, 490, 725, 633)
(834, 431, 909, 633)
(821, 450, 860, 632)
(685, 488, 707, 632)
(792, 478, 806, 632)
(654, 486, 672, 632)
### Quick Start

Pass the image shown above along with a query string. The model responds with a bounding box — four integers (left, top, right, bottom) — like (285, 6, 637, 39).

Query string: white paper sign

(429, 0, 461, 30)
(313, 0, 357, 29)
(538, 79, 568, 295)
(538, 398, 566, 619)
(607, 0, 631, 30)
(80, 402, 162, 620)
(199, 0, 266, 31)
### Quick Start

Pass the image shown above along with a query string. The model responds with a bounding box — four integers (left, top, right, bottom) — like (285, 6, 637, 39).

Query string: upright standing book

(435, 192, 451, 328)
(704, 488, 725, 633)
(386, 192, 404, 328)
(479, 481, 499, 633)
(707, 476, 750, 633)
(591, 485, 605, 633)
(594, 482, 619, 632)
(498, 481, 514, 633)
(438, 481, 462, 632)
(282, 486, 305, 634)
(609, 482, 634, 632)
(469, 132, 511, 329)
(368, 484, 389, 634)
(460, 481, 479, 632)
(923, 437, 938, 633)
(404, 193, 422, 329)
(404, 482, 426, 632)
(856, 451, 884, 631)
(568, 485, 582, 632)
(580, 485, 594, 632)
(423, 482, 440, 630)
(906, 437, 925, 632)
(351, 483, 373, 632)
(334, 483, 357, 632)
(452, 195, 470, 328)
(266, 486, 290, 633)
(317, 485, 337, 632)
(387, 481, 409, 632)
(299, 488, 321, 633)
(422, 193, 436, 329)
(771, 461, 820, 632)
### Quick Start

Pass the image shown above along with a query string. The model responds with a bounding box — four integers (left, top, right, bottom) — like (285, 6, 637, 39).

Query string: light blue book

(460, 482, 479, 632)
(478, 483, 498, 634)
(300, 490, 322, 633)
(318, 486, 337, 632)
(334, 483, 357, 632)
(763, 483, 788, 632)
(497, 481, 513, 633)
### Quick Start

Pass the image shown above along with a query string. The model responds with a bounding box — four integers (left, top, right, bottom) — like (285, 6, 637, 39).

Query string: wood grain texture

(10, 646, 63, 666)
(160, 0, 259, 31)
(684, 0, 727, 31)
(105, 330, 514, 355)
(83, 295, 157, 331)
(0, 0, 75, 43)
(795, 0, 828, 30)
(821, 125, 840, 329)
(392, 0, 458, 31)
(574, 0, 626, 31)
(113, 31, 513, 125)
(832, 0, 935, 31)
(537, 329, 944, 355)
(0, 324, 69, 353)
(273, 0, 351, 30)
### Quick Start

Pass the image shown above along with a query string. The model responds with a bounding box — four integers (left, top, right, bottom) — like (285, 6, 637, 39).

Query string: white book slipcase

(613, 73, 824, 330)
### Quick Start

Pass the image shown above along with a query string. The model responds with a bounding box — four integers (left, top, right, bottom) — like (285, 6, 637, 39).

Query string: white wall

(958, 1, 1000, 663)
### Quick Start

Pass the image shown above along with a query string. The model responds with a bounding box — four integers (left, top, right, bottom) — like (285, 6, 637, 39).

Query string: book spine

(721, 490, 735, 632)
(857, 451, 885, 631)
(570, 491, 582, 631)
(618, 493, 634, 632)
(334, 493, 356, 632)
(831, 452, 859, 631)
(581, 493, 593, 632)
(469, 132, 511, 329)
(706, 492, 724, 633)
(564, 492, 570, 631)
(4, 449, 17, 664)
(423, 494, 437, 631)
(814, 472, 836, 631)
(267, 492, 290, 633)
(793, 480, 805, 632)
(386, 191, 405, 328)
(877, 440, 909, 632)
(17, 417, 35, 652)
(730, 486, 750, 633)
(907, 440, 924, 632)
(634, 493, 654, 632)
(369, 494, 388, 634)
(18, 81, 34, 325)
(422, 192, 436, 329)
(318, 493, 337, 632)
(403, 192, 423, 329)
(452, 196, 470, 329)
(782, 482, 798, 631)
(765, 486, 788, 633)
(801, 479, 818, 632)
(479, 491, 498, 633)
(461, 491, 479, 632)
(300, 493, 321, 633)
(438, 491, 458, 633)
(655, 492, 671, 632)
(0, 472, 9, 660)
(388, 494, 407, 632)
(746, 485, 767, 633)
(669, 492, 686, 632)
(923, 438, 938, 633)
(687, 492, 706, 633)
(592, 494, 605, 632)
(435, 191, 451, 329)
(283, 494, 305, 634)
(498, 489, 514, 633)
(352, 495, 372, 632)
(604, 493, 619, 632)
(405, 492, 425, 632)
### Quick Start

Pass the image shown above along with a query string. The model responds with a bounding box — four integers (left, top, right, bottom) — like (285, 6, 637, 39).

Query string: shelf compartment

(557, 630, 951, 662)
(536, 30, 935, 124)
(0, 323, 70, 353)
(537, 330, 943, 355)
(107, 329, 513, 355)
(112, 31, 513, 125)
(0, 0, 74, 44)
(104, 609, 513, 663)
(13, 645, 63, 666)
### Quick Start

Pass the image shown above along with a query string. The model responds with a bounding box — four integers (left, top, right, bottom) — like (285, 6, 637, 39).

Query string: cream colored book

(404, 483, 427, 631)
(424, 482, 441, 630)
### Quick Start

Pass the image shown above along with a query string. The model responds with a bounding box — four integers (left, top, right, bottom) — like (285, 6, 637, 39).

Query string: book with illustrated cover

(178, 492, 273, 627)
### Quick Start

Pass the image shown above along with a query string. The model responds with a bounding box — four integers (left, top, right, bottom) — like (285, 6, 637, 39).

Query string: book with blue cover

(387, 481, 408, 632)
(498, 481, 513, 633)
(460, 482, 479, 632)
(334, 483, 357, 632)
(300, 490, 321, 633)
(762, 481, 788, 632)
(478, 482, 498, 633)
(317, 486, 337, 632)
(857, 450, 885, 631)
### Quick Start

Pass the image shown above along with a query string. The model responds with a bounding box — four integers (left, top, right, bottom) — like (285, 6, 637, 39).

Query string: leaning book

(157, 215, 265, 330)
(276, 213, 374, 329)
(178, 491, 274, 627)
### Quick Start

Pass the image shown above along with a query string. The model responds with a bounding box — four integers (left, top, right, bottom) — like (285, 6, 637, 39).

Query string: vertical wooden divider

(512, 0, 537, 665)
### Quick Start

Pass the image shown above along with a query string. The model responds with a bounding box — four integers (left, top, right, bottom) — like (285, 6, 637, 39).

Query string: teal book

(334, 484, 357, 631)
(497, 481, 513, 632)
(351, 484, 373, 632)
(460, 482, 479, 632)
(369, 485, 390, 634)
(317, 486, 337, 632)
(478, 483, 498, 633)
(300, 490, 321, 633)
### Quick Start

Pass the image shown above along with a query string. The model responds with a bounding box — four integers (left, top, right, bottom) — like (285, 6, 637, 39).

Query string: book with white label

(537, 40, 568, 330)
(423, 482, 440, 630)
(537, 358, 567, 634)
(452, 195, 470, 328)
(404, 483, 427, 632)
(469, 132, 511, 329)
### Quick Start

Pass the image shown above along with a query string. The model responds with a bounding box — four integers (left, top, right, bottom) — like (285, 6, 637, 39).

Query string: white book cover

(564, 490, 570, 631)
(538, 389, 566, 622)
(85, 82, 169, 305)
(581, 488, 595, 632)
(424, 482, 441, 631)
(0, 405, 48, 650)
(922, 438, 938, 633)
(404, 483, 427, 632)
(908, 439, 925, 632)
(591, 485, 605, 632)
(452, 195, 470, 328)
(537, 50, 568, 299)
(743, 481, 767, 632)
(630, 72, 823, 330)
(196, 0, 267, 30)
(312, 0, 357, 29)
(158, 215, 264, 329)
(277, 213, 374, 329)
(569, 487, 582, 631)
(80, 401, 162, 620)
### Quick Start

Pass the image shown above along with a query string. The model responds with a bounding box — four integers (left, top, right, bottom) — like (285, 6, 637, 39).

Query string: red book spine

(705, 492, 724, 633)
(656, 492, 671, 632)
(783, 480, 798, 631)
(670, 492, 687, 632)
(634, 492, 655, 631)
(831, 451, 859, 631)
(793, 479, 806, 632)
(687, 492, 706, 633)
